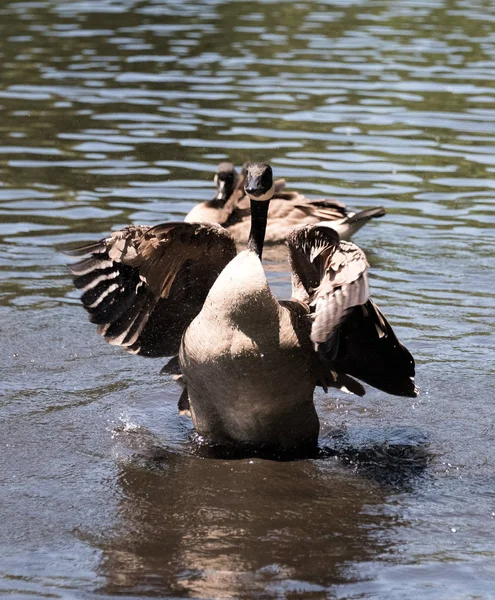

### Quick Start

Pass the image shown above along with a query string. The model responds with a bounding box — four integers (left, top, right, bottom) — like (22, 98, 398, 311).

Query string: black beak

(245, 176, 263, 197)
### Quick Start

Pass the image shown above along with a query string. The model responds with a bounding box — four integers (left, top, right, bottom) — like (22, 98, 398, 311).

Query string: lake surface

(1, 0, 494, 598)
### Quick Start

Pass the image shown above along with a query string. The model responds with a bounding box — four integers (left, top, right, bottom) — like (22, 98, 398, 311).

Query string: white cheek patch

(247, 182, 275, 202)
(215, 180, 225, 199)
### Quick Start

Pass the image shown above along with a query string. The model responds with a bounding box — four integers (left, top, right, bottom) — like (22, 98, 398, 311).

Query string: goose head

(213, 162, 238, 204)
(244, 162, 275, 202)
(244, 163, 274, 260)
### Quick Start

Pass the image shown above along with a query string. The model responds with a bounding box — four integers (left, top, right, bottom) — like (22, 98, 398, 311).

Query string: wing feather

(67, 222, 236, 357)
(287, 224, 417, 397)
(287, 224, 369, 340)
(332, 300, 418, 397)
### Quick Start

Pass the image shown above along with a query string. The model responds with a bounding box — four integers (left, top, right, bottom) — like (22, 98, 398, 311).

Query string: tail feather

(345, 206, 386, 225)
(336, 206, 386, 239)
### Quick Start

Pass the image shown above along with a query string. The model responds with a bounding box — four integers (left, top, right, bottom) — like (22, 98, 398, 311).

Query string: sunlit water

(1, 0, 494, 598)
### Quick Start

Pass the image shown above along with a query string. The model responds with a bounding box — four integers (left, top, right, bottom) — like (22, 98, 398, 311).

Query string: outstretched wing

(331, 299, 417, 397)
(287, 224, 417, 397)
(287, 224, 369, 339)
(66, 222, 237, 357)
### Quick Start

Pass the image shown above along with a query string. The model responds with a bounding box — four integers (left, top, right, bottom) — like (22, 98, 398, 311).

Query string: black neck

(208, 185, 233, 208)
(208, 197, 226, 209)
(247, 199, 269, 260)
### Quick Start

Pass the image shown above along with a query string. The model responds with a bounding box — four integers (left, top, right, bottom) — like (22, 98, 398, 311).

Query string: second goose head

(213, 162, 239, 204)
(244, 163, 275, 260)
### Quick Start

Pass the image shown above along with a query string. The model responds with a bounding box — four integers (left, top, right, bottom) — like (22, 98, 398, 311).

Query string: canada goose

(185, 162, 385, 244)
(68, 163, 416, 456)
(184, 162, 242, 225)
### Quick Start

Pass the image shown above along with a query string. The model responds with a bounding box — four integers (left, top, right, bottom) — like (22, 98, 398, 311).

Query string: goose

(184, 162, 242, 225)
(67, 163, 417, 456)
(227, 192, 386, 244)
(185, 162, 386, 244)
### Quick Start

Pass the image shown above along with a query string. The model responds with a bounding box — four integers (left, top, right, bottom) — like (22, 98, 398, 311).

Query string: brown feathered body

(185, 163, 385, 243)
(180, 250, 319, 450)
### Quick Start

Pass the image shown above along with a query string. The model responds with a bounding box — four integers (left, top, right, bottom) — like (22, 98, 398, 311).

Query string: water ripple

(0, 0, 494, 597)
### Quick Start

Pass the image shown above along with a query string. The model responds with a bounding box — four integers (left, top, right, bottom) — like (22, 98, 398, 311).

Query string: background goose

(186, 161, 386, 244)
(184, 162, 242, 225)
(68, 163, 416, 456)
(227, 192, 386, 244)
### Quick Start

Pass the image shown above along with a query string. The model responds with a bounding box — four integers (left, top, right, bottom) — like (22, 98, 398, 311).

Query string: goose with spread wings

(68, 163, 417, 455)
(185, 161, 386, 243)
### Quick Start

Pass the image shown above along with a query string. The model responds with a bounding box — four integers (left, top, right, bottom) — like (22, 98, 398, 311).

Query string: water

(1, 0, 494, 597)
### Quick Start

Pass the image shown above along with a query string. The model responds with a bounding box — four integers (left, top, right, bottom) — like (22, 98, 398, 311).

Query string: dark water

(1, 0, 494, 598)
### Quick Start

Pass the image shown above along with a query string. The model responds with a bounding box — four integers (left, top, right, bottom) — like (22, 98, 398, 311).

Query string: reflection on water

(1, 0, 495, 597)
(96, 426, 427, 599)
